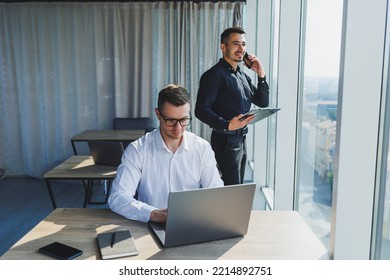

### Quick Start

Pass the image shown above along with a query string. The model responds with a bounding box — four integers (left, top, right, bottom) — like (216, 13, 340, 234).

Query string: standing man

(109, 84, 223, 223)
(195, 27, 269, 185)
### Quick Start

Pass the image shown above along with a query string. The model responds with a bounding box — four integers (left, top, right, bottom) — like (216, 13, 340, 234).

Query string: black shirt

(195, 58, 269, 130)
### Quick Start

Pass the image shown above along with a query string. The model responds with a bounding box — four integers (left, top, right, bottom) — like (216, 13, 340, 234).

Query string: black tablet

(239, 108, 281, 123)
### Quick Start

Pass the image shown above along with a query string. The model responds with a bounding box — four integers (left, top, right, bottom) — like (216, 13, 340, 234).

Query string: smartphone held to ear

(243, 52, 253, 69)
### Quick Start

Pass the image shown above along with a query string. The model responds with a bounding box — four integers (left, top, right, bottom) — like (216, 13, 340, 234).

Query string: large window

(257, 0, 387, 259)
(297, 0, 343, 248)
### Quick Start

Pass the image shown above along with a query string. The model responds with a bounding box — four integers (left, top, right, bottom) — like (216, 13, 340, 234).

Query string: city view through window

(298, 76, 338, 247)
(297, 0, 342, 249)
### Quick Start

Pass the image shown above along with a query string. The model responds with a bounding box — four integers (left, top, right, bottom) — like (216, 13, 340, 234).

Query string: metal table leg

(45, 179, 57, 209)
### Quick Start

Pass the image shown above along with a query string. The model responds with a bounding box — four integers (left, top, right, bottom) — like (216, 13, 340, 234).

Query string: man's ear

(220, 43, 225, 52)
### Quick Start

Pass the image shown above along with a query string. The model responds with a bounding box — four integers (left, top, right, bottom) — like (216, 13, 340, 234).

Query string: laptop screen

(88, 140, 124, 167)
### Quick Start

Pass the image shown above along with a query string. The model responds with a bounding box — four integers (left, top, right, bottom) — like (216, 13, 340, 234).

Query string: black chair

(144, 126, 156, 134)
(113, 117, 152, 148)
(113, 117, 151, 130)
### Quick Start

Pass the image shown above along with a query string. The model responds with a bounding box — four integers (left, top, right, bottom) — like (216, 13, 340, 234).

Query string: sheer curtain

(0, 1, 243, 178)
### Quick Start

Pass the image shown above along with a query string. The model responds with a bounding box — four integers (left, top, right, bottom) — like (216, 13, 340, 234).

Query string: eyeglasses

(158, 109, 192, 127)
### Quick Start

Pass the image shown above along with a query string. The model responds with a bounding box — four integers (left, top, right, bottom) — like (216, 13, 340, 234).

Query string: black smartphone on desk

(243, 52, 253, 69)
(38, 242, 83, 260)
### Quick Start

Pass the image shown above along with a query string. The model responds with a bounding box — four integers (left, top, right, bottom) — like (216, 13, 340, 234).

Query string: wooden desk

(44, 156, 117, 209)
(71, 129, 145, 154)
(0, 208, 329, 260)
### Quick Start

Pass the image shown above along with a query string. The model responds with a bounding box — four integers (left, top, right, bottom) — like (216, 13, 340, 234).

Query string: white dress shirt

(108, 128, 224, 222)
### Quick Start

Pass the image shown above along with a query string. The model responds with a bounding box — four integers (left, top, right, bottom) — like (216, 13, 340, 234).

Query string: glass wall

(377, 21, 390, 258)
(296, 0, 343, 248)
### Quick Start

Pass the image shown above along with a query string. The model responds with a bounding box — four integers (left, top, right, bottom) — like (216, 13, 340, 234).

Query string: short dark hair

(220, 27, 245, 45)
(157, 84, 190, 111)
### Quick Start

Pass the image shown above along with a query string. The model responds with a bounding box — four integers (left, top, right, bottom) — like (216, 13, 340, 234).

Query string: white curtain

(0, 1, 244, 178)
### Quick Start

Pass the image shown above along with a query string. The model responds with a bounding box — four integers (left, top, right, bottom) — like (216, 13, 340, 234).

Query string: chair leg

(103, 180, 108, 195)
(104, 180, 112, 204)
(84, 180, 94, 207)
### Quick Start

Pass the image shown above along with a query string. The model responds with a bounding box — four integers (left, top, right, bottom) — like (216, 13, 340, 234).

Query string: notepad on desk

(97, 230, 139, 260)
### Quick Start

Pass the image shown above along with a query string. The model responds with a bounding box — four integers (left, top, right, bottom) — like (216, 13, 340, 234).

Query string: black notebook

(97, 230, 139, 260)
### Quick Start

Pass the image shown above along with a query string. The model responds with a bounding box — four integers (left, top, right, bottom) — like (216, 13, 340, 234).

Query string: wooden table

(44, 156, 117, 209)
(0, 208, 329, 260)
(71, 129, 145, 154)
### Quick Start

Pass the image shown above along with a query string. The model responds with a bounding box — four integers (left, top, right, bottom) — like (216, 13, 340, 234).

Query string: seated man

(108, 84, 223, 223)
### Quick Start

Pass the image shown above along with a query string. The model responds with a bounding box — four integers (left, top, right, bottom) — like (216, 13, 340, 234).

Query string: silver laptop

(148, 183, 256, 247)
(240, 108, 280, 123)
(88, 140, 124, 167)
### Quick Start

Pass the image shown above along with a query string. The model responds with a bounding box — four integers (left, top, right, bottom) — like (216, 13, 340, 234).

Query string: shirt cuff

(258, 75, 267, 83)
(140, 204, 158, 222)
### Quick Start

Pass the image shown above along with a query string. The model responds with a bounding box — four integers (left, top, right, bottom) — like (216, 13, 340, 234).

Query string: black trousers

(211, 132, 247, 185)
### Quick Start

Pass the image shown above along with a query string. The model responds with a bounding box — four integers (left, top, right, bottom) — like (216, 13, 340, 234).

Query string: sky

(304, 0, 344, 77)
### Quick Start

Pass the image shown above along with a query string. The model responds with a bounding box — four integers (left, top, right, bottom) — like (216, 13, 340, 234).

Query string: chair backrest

(113, 117, 151, 130)
(144, 126, 156, 134)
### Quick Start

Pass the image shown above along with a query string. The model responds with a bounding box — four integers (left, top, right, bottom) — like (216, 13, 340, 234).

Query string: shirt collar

(156, 128, 189, 153)
(182, 131, 189, 151)
(219, 58, 241, 73)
